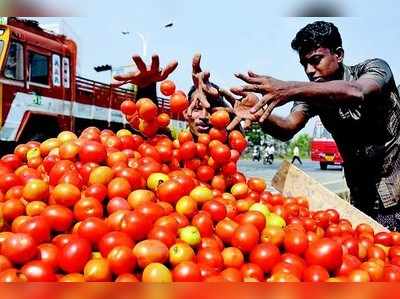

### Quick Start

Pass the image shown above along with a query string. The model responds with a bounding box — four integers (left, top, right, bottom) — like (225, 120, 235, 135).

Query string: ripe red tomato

(157, 179, 184, 204)
(41, 205, 74, 232)
(237, 211, 265, 232)
(120, 100, 137, 115)
(250, 243, 281, 273)
(160, 80, 176, 96)
(1, 233, 37, 264)
(37, 243, 59, 269)
(197, 248, 224, 271)
(172, 261, 202, 282)
(283, 229, 308, 256)
(78, 192, 105, 214)
(21, 260, 57, 282)
(215, 218, 239, 244)
(222, 247, 244, 269)
(133, 239, 169, 268)
(210, 144, 231, 164)
(202, 200, 227, 222)
(240, 263, 264, 281)
(303, 265, 329, 282)
(79, 141, 107, 164)
(58, 237, 92, 273)
(305, 238, 343, 272)
(77, 217, 110, 246)
(231, 224, 260, 253)
(210, 110, 230, 129)
(17, 216, 51, 244)
(107, 245, 137, 275)
(148, 226, 176, 248)
(98, 231, 134, 257)
(120, 211, 153, 241)
(192, 211, 214, 237)
(170, 92, 189, 114)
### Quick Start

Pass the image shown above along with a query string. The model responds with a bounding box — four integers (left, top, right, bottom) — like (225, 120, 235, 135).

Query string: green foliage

(287, 133, 311, 158)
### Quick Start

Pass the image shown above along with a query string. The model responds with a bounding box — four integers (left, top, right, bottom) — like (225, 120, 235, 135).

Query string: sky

(29, 0, 400, 136)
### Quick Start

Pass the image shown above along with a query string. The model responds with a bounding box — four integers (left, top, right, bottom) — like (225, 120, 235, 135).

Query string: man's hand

(220, 89, 260, 131)
(233, 71, 291, 122)
(112, 54, 178, 88)
(186, 54, 220, 116)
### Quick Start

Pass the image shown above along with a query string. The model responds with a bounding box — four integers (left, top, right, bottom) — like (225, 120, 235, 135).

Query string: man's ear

(334, 47, 344, 63)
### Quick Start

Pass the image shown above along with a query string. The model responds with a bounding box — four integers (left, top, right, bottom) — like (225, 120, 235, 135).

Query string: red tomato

(170, 92, 189, 114)
(37, 243, 59, 269)
(79, 141, 107, 164)
(240, 263, 264, 281)
(202, 200, 227, 222)
(302, 265, 329, 282)
(74, 197, 103, 221)
(196, 165, 215, 182)
(283, 229, 308, 256)
(17, 216, 51, 244)
(21, 260, 57, 282)
(210, 144, 231, 164)
(120, 100, 137, 115)
(133, 240, 169, 268)
(191, 212, 214, 237)
(107, 245, 137, 275)
(147, 226, 176, 248)
(1, 233, 37, 264)
(210, 110, 230, 129)
(135, 202, 165, 224)
(98, 232, 134, 257)
(172, 261, 202, 282)
(160, 80, 176, 96)
(237, 211, 265, 232)
(336, 254, 361, 276)
(58, 237, 92, 273)
(305, 238, 343, 272)
(120, 211, 153, 241)
(249, 243, 281, 273)
(231, 224, 260, 253)
(41, 205, 74, 232)
(197, 248, 224, 271)
(77, 217, 110, 246)
(215, 218, 239, 244)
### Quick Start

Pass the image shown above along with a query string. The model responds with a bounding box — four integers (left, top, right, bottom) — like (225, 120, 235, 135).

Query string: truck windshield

(313, 125, 332, 139)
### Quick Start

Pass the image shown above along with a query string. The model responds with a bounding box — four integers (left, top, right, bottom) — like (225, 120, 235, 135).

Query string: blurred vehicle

(310, 119, 343, 170)
(0, 18, 171, 152)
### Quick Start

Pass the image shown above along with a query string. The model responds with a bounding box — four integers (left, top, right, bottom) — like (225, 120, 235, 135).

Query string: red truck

(0, 18, 170, 153)
(310, 119, 343, 170)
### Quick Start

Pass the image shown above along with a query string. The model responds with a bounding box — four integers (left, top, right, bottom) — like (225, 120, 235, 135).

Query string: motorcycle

(263, 153, 274, 165)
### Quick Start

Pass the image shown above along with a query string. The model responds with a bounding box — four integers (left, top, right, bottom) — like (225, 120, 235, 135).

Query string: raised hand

(186, 54, 220, 116)
(233, 71, 290, 122)
(220, 88, 260, 131)
(112, 54, 178, 88)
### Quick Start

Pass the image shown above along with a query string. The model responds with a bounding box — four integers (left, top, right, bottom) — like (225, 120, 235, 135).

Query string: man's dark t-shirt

(291, 59, 400, 213)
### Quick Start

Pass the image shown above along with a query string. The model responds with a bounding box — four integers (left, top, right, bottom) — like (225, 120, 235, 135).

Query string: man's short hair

(291, 21, 342, 55)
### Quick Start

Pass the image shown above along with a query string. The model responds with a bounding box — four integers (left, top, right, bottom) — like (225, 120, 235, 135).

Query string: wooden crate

(271, 160, 388, 232)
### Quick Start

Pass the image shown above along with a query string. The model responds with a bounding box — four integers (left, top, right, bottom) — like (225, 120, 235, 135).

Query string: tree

(288, 133, 311, 158)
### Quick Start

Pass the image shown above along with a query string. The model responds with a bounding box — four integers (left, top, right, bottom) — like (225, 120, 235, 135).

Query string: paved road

(238, 159, 348, 195)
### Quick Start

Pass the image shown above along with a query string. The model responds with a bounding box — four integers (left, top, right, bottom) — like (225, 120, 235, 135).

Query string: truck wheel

(320, 162, 328, 170)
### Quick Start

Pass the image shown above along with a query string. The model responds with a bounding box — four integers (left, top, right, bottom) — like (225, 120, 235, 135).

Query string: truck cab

(310, 119, 343, 170)
(0, 18, 135, 150)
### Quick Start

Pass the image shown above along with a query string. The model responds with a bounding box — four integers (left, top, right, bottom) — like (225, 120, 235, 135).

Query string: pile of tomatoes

(0, 89, 399, 283)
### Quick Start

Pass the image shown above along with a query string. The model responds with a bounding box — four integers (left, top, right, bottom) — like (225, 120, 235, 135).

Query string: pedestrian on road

(291, 146, 302, 165)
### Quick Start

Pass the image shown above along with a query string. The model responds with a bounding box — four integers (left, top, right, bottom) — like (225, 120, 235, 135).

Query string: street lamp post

(94, 64, 114, 126)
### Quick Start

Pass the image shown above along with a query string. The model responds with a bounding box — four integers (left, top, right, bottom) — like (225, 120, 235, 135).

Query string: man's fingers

(192, 53, 202, 74)
(132, 55, 147, 72)
(227, 116, 242, 131)
(160, 60, 178, 80)
(243, 119, 252, 129)
(198, 93, 210, 109)
(219, 88, 238, 106)
(150, 54, 160, 73)
(239, 84, 264, 93)
(250, 98, 267, 114)
(113, 70, 138, 81)
(230, 87, 248, 98)
(248, 70, 269, 78)
(186, 96, 197, 116)
(234, 72, 262, 84)
(259, 101, 277, 122)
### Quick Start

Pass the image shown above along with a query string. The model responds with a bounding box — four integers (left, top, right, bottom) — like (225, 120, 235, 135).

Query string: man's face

(299, 47, 343, 82)
(184, 100, 219, 137)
